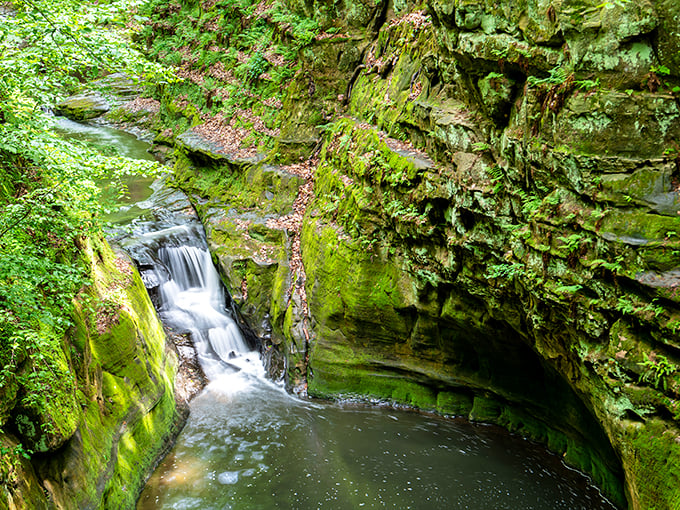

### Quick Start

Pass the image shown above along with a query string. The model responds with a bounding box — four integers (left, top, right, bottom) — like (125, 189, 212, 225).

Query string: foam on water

(155, 244, 260, 380)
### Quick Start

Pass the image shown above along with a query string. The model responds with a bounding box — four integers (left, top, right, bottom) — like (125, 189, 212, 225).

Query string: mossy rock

(544, 91, 680, 159)
(0, 433, 47, 510)
(5, 238, 181, 509)
(653, 0, 680, 76)
(620, 419, 680, 510)
(92, 72, 141, 98)
(141, 0, 680, 506)
(468, 394, 502, 422)
(598, 163, 680, 215)
(11, 324, 80, 454)
(599, 208, 680, 248)
(0, 371, 18, 428)
(54, 94, 110, 121)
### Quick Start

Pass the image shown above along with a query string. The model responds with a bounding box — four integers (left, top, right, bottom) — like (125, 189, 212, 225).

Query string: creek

(55, 116, 618, 510)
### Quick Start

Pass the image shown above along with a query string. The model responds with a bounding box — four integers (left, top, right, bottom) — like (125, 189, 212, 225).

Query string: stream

(55, 116, 618, 510)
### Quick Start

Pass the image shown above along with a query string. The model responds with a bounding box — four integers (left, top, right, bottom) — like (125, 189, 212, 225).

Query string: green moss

(93, 312, 139, 374)
(307, 339, 439, 410)
(172, 151, 303, 217)
(601, 209, 680, 246)
(469, 394, 502, 422)
(12, 323, 80, 453)
(435, 390, 473, 416)
(268, 248, 293, 345)
(54, 94, 110, 121)
(622, 419, 680, 510)
(9, 238, 181, 509)
(301, 216, 415, 326)
(100, 367, 178, 509)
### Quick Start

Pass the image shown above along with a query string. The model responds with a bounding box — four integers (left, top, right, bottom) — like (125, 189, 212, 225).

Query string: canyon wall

(1, 235, 181, 510)
(139, 0, 680, 507)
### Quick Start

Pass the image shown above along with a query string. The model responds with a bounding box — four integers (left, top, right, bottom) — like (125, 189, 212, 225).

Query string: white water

(157, 245, 262, 381)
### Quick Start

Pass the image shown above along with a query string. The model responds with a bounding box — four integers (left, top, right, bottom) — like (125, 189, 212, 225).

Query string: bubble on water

(218, 471, 239, 485)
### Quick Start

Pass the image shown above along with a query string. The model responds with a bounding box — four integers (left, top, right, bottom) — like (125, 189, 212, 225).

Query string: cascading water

(155, 244, 259, 380)
(56, 118, 619, 510)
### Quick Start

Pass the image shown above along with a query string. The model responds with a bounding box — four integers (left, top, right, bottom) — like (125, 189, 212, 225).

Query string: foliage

(485, 261, 524, 280)
(488, 164, 504, 193)
(517, 189, 542, 217)
(0, 0, 173, 111)
(237, 51, 269, 83)
(575, 77, 600, 91)
(527, 66, 572, 87)
(0, 0, 164, 450)
(638, 354, 676, 392)
(553, 283, 582, 295)
(557, 233, 584, 254)
(590, 255, 624, 274)
(471, 141, 490, 152)
(0, 437, 31, 486)
(137, 0, 318, 135)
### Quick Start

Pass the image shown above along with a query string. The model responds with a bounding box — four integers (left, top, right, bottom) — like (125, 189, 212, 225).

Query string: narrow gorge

(1, 0, 680, 508)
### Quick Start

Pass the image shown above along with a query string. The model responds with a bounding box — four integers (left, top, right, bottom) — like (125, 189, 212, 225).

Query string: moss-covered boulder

(54, 93, 110, 121)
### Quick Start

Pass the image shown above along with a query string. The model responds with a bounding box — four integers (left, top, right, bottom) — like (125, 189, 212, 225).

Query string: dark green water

(53, 115, 156, 161)
(136, 372, 616, 510)
(52, 116, 157, 221)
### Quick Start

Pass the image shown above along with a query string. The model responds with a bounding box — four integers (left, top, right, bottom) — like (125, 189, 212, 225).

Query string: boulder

(54, 93, 110, 121)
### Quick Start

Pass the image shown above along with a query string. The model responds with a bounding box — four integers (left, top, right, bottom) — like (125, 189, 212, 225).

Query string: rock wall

(138, 0, 680, 507)
(1, 238, 181, 510)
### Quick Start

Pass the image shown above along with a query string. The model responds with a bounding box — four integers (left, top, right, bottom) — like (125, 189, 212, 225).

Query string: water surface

(52, 115, 157, 221)
(137, 370, 616, 510)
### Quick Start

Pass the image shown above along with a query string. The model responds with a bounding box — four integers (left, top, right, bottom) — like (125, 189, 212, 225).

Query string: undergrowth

(136, 0, 322, 140)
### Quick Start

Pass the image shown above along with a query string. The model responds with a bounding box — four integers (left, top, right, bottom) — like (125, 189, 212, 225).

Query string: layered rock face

(1, 239, 181, 509)
(144, 0, 680, 507)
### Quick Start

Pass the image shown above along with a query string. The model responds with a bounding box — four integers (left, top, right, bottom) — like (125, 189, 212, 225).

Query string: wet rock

(169, 330, 207, 406)
(54, 93, 110, 120)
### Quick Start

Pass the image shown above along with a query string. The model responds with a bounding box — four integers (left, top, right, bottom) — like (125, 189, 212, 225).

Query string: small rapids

(155, 244, 261, 380)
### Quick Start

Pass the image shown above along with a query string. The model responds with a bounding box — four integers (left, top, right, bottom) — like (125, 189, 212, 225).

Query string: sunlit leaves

(1, 0, 176, 110)
(0, 0, 169, 418)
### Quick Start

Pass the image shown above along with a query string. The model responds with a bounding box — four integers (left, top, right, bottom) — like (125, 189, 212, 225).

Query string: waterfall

(155, 244, 258, 380)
